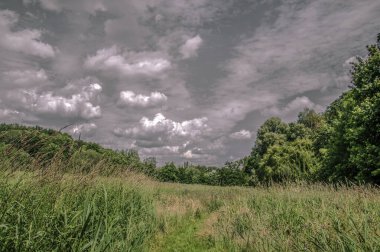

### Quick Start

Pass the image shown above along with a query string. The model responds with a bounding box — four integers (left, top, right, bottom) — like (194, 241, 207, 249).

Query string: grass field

(0, 171, 379, 251)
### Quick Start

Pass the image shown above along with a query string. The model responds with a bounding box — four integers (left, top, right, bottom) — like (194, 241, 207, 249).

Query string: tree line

(0, 34, 379, 185)
(157, 34, 380, 185)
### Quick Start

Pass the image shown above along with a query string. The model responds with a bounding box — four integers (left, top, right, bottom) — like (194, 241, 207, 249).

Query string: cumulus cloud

(114, 113, 209, 147)
(70, 123, 97, 137)
(84, 46, 171, 77)
(0, 10, 55, 58)
(118, 91, 167, 108)
(11, 83, 102, 120)
(180, 35, 203, 59)
(229, 130, 252, 140)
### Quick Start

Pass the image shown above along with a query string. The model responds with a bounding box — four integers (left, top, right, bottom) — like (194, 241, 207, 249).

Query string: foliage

(0, 124, 144, 176)
(321, 35, 380, 183)
(243, 35, 380, 185)
(157, 162, 179, 182)
(244, 110, 324, 183)
(258, 138, 320, 182)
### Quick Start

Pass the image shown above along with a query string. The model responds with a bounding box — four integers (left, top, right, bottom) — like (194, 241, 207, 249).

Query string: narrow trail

(151, 213, 220, 252)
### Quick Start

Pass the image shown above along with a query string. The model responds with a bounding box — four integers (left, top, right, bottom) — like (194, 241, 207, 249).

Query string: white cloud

(118, 91, 167, 108)
(0, 10, 55, 58)
(229, 130, 252, 140)
(114, 113, 209, 147)
(183, 150, 194, 159)
(84, 46, 171, 77)
(70, 123, 97, 137)
(11, 83, 102, 120)
(181, 149, 208, 159)
(180, 35, 203, 59)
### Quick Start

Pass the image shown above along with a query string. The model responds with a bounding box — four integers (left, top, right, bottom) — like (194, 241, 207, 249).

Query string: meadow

(1, 170, 379, 252)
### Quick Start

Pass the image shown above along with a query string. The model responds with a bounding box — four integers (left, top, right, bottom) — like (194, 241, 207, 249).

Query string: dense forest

(1, 34, 379, 186)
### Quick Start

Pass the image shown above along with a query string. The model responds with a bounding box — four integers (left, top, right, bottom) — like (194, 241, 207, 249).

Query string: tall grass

(0, 127, 379, 251)
(1, 173, 379, 251)
(192, 184, 380, 251)
(0, 172, 156, 252)
(141, 182, 380, 252)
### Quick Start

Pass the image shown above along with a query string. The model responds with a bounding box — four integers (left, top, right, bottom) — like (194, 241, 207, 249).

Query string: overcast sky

(0, 0, 379, 165)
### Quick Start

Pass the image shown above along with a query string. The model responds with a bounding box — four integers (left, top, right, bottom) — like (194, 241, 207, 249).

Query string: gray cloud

(2, 69, 48, 88)
(205, 0, 380, 132)
(261, 96, 324, 122)
(0, 10, 55, 58)
(0, 0, 379, 165)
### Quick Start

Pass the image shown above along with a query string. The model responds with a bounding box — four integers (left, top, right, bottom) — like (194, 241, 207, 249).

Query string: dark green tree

(218, 161, 247, 186)
(322, 34, 380, 183)
(157, 162, 179, 182)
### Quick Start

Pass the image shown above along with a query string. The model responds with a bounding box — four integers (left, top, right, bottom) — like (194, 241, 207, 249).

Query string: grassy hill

(0, 123, 151, 176)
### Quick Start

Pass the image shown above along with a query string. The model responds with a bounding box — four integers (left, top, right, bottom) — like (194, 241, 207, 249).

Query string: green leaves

(245, 113, 324, 183)
(243, 34, 380, 185)
(322, 34, 380, 184)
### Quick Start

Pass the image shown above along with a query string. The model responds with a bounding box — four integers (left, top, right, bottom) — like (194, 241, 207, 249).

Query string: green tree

(157, 162, 179, 182)
(322, 34, 380, 183)
(143, 157, 157, 176)
(218, 161, 247, 186)
(297, 108, 324, 130)
(244, 117, 288, 175)
(258, 138, 320, 183)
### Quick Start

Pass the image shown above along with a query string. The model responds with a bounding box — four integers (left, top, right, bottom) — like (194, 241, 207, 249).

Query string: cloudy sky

(0, 0, 379, 165)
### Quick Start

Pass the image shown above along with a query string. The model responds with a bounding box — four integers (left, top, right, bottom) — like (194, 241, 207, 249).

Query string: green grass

(0, 171, 379, 251)
(0, 172, 156, 252)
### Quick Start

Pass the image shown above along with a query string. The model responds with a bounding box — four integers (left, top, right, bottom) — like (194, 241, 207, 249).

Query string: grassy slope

(1, 171, 379, 251)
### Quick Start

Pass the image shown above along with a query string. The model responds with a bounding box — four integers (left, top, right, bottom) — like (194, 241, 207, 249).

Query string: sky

(0, 0, 379, 165)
